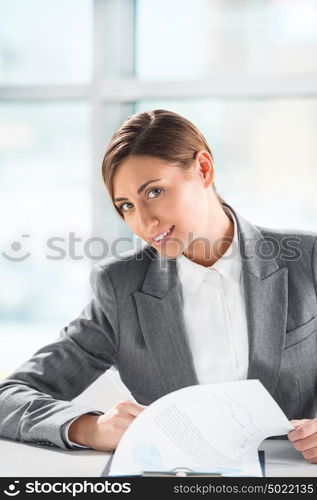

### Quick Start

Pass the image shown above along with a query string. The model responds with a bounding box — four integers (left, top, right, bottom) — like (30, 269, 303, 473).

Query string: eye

(117, 188, 162, 214)
(148, 188, 162, 199)
(119, 202, 133, 213)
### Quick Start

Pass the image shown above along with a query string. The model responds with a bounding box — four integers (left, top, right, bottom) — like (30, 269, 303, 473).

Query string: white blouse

(176, 209, 249, 384)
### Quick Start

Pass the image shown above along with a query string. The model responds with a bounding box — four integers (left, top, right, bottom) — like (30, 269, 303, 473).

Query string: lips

(151, 225, 175, 245)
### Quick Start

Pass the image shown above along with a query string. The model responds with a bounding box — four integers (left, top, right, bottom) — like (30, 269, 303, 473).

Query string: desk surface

(1, 438, 317, 477)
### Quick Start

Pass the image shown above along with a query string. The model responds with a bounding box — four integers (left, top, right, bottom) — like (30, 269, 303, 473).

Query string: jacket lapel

(230, 205, 288, 395)
(132, 251, 198, 395)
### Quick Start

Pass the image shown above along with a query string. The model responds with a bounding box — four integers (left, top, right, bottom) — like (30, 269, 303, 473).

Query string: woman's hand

(68, 400, 147, 451)
(288, 419, 317, 463)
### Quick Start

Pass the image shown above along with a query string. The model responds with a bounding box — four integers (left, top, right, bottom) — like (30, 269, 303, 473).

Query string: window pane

(0, 102, 91, 372)
(136, 0, 317, 80)
(136, 99, 317, 231)
(0, 0, 93, 84)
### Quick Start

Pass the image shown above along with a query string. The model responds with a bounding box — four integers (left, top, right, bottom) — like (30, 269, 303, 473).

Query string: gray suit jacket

(1, 205, 317, 449)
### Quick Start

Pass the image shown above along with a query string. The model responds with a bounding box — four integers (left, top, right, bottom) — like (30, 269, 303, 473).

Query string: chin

(156, 240, 186, 260)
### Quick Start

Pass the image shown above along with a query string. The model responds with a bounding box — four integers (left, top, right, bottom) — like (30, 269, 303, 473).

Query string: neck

(183, 203, 234, 267)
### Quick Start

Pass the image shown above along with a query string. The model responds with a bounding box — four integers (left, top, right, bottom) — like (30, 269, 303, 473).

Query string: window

(136, 0, 317, 79)
(136, 97, 317, 229)
(0, 0, 92, 84)
(0, 0, 132, 373)
(1, 0, 316, 374)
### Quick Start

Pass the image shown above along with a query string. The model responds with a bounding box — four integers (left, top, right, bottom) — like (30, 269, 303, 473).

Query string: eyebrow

(114, 178, 162, 202)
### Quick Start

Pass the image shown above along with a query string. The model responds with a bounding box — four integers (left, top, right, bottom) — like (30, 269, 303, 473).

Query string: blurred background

(0, 0, 316, 404)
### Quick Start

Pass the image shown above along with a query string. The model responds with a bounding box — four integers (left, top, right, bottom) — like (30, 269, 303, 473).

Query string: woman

(0, 110, 317, 463)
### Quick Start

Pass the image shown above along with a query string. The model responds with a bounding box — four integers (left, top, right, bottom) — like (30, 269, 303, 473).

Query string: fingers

(92, 403, 146, 451)
(93, 416, 129, 451)
(301, 447, 317, 463)
(290, 432, 317, 452)
(288, 418, 317, 463)
(110, 415, 133, 432)
(114, 400, 147, 418)
(290, 419, 311, 428)
(288, 419, 317, 441)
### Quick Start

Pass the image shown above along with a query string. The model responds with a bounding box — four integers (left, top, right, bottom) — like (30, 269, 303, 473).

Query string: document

(108, 379, 294, 477)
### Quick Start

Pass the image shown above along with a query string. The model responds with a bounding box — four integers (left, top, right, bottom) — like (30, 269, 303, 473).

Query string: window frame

(1, 0, 317, 256)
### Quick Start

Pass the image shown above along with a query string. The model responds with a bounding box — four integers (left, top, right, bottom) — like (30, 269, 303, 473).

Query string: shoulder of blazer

(224, 202, 317, 267)
(89, 244, 158, 296)
(254, 224, 317, 277)
(225, 203, 317, 279)
(255, 224, 317, 254)
(255, 224, 317, 242)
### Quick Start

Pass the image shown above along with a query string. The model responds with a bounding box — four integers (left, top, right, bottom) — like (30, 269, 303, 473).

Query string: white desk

(0, 438, 109, 477)
(1, 438, 317, 477)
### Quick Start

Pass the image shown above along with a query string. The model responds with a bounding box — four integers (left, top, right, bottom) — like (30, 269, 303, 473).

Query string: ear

(194, 150, 215, 188)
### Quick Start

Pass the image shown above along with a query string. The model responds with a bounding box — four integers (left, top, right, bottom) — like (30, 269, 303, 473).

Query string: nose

(137, 204, 159, 237)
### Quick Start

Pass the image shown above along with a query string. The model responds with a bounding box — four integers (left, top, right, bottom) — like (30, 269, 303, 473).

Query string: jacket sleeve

(313, 237, 317, 299)
(0, 265, 119, 449)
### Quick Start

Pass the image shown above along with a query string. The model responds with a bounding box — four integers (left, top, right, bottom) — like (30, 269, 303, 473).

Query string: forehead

(113, 155, 183, 193)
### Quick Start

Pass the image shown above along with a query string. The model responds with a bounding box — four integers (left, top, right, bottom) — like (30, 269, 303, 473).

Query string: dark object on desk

(101, 450, 265, 477)
(259, 449, 265, 476)
(141, 469, 222, 477)
(101, 451, 114, 477)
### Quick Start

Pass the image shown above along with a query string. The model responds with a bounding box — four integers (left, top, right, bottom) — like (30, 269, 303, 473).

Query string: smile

(151, 225, 175, 244)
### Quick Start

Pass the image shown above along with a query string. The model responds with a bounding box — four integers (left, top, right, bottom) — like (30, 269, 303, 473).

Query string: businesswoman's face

(113, 152, 230, 262)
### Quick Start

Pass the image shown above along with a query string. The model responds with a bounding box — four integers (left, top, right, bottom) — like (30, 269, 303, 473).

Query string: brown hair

(102, 109, 225, 219)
